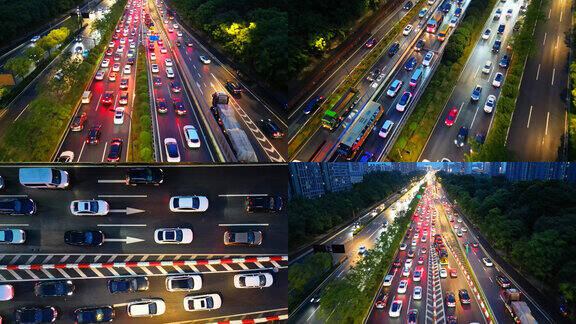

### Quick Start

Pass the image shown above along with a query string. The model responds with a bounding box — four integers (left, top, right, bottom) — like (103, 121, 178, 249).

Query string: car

(493, 72, 503, 87)
(225, 81, 242, 97)
(403, 24, 413, 36)
(497, 276, 511, 288)
(422, 51, 434, 67)
(199, 56, 211, 64)
(114, 107, 125, 125)
(388, 42, 400, 56)
(455, 126, 469, 148)
(108, 71, 118, 82)
(150, 52, 156, 61)
(74, 306, 115, 323)
(303, 96, 324, 114)
(387, 80, 403, 97)
(107, 277, 149, 294)
(34, 280, 75, 297)
(154, 228, 193, 244)
(126, 168, 163, 186)
(151, 64, 159, 73)
(450, 268, 457, 278)
(183, 294, 222, 312)
(127, 57, 135, 65)
(493, 40, 501, 52)
(440, 268, 448, 278)
(482, 61, 492, 74)
(123, 65, 131, 74)
(472, 241, 479, 248)
(359, 151, 374, 162)
(471, 85, 482, 101)
(86, 125, 102, 145)
(446, 292, 456, 307)
(166, 68, 174, 78)
(107, 138, 123, 162)
(101, 59, 110, 68)
(396, 91, 413, 112)
(119, 91, 128, 105)
(153, 77, 163, 87)
(402, 266, 411, 277)
(397, 279, 408, 293)
(186, 41, 194, 47)
(224, 230, 263, 246)
(164, 138, 181, 162)
(500, 54, 510, 68)
(513, 20, 522, 32)
(408, 309, 418, 324)
(447, 316, 458, 324)
(127, 49, 134, 58)
(113, 53, 121, 61)
(71, 113, 87, 131)
(449, 16, 458, 28)
(234, 272, 273, 288)
(164, 58, 173, 67)
(105, 48, 113, 56)
(31, 35, 41, 42)
(112, 62, 121, 72)
(171, 81, 181, 93)
(155, 98, 168, 113)
(413, 269, 422, 281)
(358, 246, 367, 254)
(403, 1, 413, 9)
(14, 306, 58, 323)
(506, 8, 513, 18)
(95, 70, 105, 80)
(458, 289, 471, 304)
(374, 292, 388, 308)
(389, 299, 402, 317)
(498, 23, 506, 34)
(127, 298, 166, 317)
(482, 28, 491, 40)
(245, 196, 283, 212)
(178, 125, 201, 149)
(400, 243, 407, 250)
(165, 275, 202, 292)
(407, 249, 415, 258)
(261, 119, 284, 138)
(445, 107, 459, 126)
(365, 37, 377, 48)
(366, 67, 382, 81)
(0, 229, 26, 244)
(119, 77, 129, 89)
(130, 42, 136, 49)
(70, 200, 110, 216)
(483, 258, 493, 266)
(494, 8, 502, 19)
(168, 27, 174, 33)
(169, 196, 209, 212)
(102, 91, 114, 105)
(404, 57, 417, 71)
(414, 39, 425, 51)
(417, 256, 424, 264)
(383, 274, 394, 286)
(420, 247, 427, 254)
(64, 230, 104, 246)
(0, 198, 36, 215)
(484, 95, 496, 113)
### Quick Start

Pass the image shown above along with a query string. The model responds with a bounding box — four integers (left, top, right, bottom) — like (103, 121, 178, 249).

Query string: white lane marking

(141, 267, 154, 275)
(542, 32, 546, 45)
(0, 224, 29, 226)
(536, 64, 540, 80)
(25, 269, 39, 280)
(97, 224, 147, 227)
(108, 268, 120, 276)
(91, 267, 105, 278)
(98, 194, 148, 198)
(173, 265, 185, 273)
(73, 268, 88, 278)
(124, 267, 137, 275)
(195, 81, 203, 94)
(548, 8, 551, 18)
(218, 193, 268, 197)
(527, 105, 533, 128)
(557, 35, 560, 49)
(156, 266, 168, 274)
(551, 68, 555, 86)
(100, 142, 108, 162)
(14, 104, 30, 122)
(560, 10, 563, 22)
(77, 141, 87, 162)
(218, 223, 269, 227)
(545, 111, 550, 135)
(41, 269, 55, 279)
(0, 195, 28, 197)
(238, 262, 249, 270)
(97, 179, 125, 183)
(8, 269, 22, 280)
(95, 93, 103, 111)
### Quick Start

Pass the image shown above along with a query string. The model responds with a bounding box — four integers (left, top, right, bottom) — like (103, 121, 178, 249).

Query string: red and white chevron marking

(207, 314, 288, 324)
(0, 256, 288, 270)
(441, 234, 493, 323)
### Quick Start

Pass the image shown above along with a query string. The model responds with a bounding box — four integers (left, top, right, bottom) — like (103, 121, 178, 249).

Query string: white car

(493, 72, 503, 87)
(411, 239, 417, 246)
(383, 275, 394, 286)
(199, 56, 211, 64)
(177, 31, 183, 37)
(164, 137, 181, 162)
(449, 16, 458, 27)
(173, 23, 179, 29)
(233, 272, 273, 288)
(397, 279, 408, 293)
(482, 61, 492, 74)
(457, 231, 463, 237)
(152, 64, 159, 73)
(168, 27, 174, 33)
(169, 196, 209, 212)
(422, 51, 434, 66)
(160, 47, 167, 54)
(389, 299, 402, 317)
(386, 80, 403, 97)
(154, 228, 193, 244)
(58, 151, 75, 162)
(482, 28, 491, 40)
(114, 107, 125, 125)
(403, 24, 413, 36)
(166, 68, 174, 78)
(124, 65, 131, 74)
(458, 218, 462, 223)
(108, 41, 115, 47)
(402, 267, 410, 277)
(399, 243, 407, 250)
(440, 268, 448, 278)
(405, 259, 413, 269)
(484, 95, 496, 113)
(462, 227, 467, 232)
(151, 52, 156, 60)
(127, 50, 134, 58)
(127, 298, 166, 317)
(120, 38, 126, 44)
(165, 58, 173, 67)
(379, 120, 394, 138)
(165, 275, 202, 291)
(112, 63, 121, 72)
(70, 200, 110, 216)
(358, 246, 367, 254)
(427, 0, 434, 4)
(183, 125, 201, 148)
(130, 42, 136, 49)
(0, 284, 14, 300)
(101, 59, 110, 68)
(116, 45, 124, 53)
(483, 258, 493, 266)
(0, 229, 26, 244)
(31, 36, 41, 42)
(183, 294, 222, 312)
(413, 269, 422, 281)
(413, 286, 422, 300)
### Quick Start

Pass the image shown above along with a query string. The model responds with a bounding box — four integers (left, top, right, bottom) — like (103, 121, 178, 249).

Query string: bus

(427, 11, 444, 33)
(437, 22, 451, 41)
(337, 101, 384, 160)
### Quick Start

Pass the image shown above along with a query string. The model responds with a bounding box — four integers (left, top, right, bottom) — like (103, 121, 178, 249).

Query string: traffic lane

(0, 270, 287, 323)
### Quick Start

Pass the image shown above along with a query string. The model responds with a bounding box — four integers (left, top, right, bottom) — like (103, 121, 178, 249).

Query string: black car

(171, 81, 181, 93)
(403, 1, 413, 9)
(173, 98, 186, 115)
(126, 168, 164, 186)
(86, 125, 102, 144)
(492, 40, 501, 53)
(107, 277, 149, 294)
(446, 292, 456, 307)
(498, 24, 506, 34)
(245, 196, 283, 212)
(34, 280, 75, 297)
(303, 96, 324, 114)
(366, 67, 382, 81)
(388, 42, 400, 56)
(497, 275, 511, 288)
(14, 306, 58, 323)
(374, 292, 388, 308)
(414, 39, 425, 51)
(392, 257, 401, 267)
(64, 230, 104, 246)
(73, 306, 115, 323)
(127, 57, 135, 65)
(261, 119, 284, 138)
(458, 289, 471, 304)
(225, 81, 242, 97)
(0, 198, 36, 215)
(454, 126, 468, 147)
(106, 138, 123, 162)
(176, 40, 181, 47)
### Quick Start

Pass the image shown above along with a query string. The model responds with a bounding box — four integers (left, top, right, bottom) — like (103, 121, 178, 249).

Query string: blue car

(498, 24, 505, 34)
(359, 152, 374, 162)
(471, 85, 482, 101)
(404, 57, 417, 71)
(303, 96, 324, 114)
(442, 2, 451, 12)
(499, 54, 509, 68)
(454, 7, 462, 17)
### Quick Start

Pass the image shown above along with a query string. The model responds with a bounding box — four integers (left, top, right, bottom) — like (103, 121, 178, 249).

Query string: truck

(503, 289, 537, 324)
(211, 92, 258, 162)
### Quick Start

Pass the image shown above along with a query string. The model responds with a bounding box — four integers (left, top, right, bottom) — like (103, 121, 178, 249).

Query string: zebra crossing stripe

(207, 314, 288, 324)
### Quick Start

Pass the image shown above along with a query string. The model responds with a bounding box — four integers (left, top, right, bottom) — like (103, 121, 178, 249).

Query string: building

(392, 162, 417, 174)
(505, 163, 567, 182)
(289, 163, 325, 199)
(486, 162, 503, 177)
(348, 163, 365, 183)
(321, 163, 352, 193)
(566, 162, 576, 183)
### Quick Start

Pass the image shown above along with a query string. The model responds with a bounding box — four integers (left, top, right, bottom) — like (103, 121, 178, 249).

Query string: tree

(25, 46, 46, 62)
(4, 57, 32, 78)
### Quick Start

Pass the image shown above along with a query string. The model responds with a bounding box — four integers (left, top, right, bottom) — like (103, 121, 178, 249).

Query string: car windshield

(168, 144, 178, 157)
(84, 232, 94, 243)
(0, 200, 19, 211)
(0, 230, 13, 241)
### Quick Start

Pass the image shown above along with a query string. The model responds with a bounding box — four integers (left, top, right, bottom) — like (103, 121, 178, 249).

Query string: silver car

(70, 200, 110, 216)
(0, 229, 26, 244)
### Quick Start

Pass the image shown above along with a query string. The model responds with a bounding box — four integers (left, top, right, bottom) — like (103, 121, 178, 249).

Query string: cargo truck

(503, 289, 537, 324)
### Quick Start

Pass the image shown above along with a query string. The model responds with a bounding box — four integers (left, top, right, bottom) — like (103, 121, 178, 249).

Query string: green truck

(321, 110, 339, 130)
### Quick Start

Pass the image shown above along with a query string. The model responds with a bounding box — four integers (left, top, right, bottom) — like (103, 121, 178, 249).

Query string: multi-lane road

(0, 164, 288, 323)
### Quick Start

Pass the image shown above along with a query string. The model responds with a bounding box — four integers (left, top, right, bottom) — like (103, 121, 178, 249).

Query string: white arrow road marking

(103, 236, 145, 244)
(98, 179, 126, 183)
(218, 223, 270, 227)
(98, 224, 147, 227)
(108, 207, 145, 215)
(218, 194, 269, 197)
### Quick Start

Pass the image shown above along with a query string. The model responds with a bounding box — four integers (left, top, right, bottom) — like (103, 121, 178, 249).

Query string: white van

(81, 91, 92, 104)
(19, 168, 69, 189)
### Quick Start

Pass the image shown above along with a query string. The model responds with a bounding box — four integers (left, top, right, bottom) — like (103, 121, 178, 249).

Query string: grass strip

(129, 45, 154, 162)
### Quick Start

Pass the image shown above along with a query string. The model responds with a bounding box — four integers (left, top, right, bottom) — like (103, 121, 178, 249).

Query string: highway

(149, 0, 286, 162)
(507, 0, 571, 161)
(420, 0, 525, 162)
(0, 164, 288, 323)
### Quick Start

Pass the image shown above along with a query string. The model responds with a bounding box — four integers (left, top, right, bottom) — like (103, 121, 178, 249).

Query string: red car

(450, 268, 457, 278)
(365, 38, 376, 48)
(445, 107, 459, 126)
(107, 138, 123, 162)
(71, 113, 87, 131)
(102, 91, 114, 105)
(374, 292, 388, 308)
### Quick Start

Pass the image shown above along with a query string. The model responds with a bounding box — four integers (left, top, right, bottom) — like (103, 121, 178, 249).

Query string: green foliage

(25, 46, 46, 63)
(4, 57, 33, 79)
(439, 172, 576, 317)
(129, 45, 154, 162)
(567, 9, 576, 160)
(288, 253, 332, 309)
